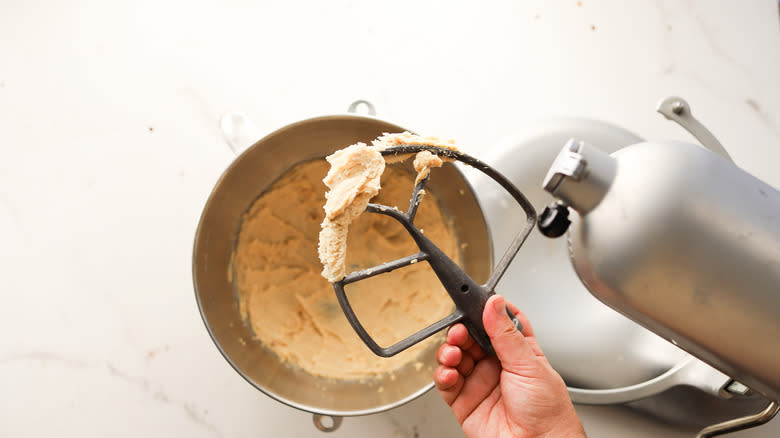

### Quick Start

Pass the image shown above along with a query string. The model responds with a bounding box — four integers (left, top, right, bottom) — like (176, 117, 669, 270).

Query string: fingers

(436, 356, 502, 423)
(437, 343, 461, 367)
(434, 365, 464, 405)
(483, 294, 540, 376)
(445, 323, 471, 347)
(434, 365, 461, 390)
(447, 323, 486, 362)
(434, 323, 485, 409)
(448, 357, 501, 424)
(434, 325, 469, 406)
(437, 331, 477, 377)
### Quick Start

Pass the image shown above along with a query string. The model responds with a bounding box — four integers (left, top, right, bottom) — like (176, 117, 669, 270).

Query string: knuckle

(500, 322, 518, 338)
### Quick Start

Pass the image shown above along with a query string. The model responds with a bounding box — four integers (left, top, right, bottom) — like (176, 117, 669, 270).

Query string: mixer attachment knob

(538, 202, 571, 238)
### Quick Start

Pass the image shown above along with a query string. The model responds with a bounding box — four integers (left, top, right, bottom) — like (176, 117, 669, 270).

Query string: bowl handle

(347, 99, 376, 116)
(312, 414, 343, 432)
(219, 112, 263, 156)
(220, 100, 376, 157)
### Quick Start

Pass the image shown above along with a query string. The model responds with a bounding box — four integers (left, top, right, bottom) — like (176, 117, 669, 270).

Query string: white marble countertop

(1, 0, 779, 437)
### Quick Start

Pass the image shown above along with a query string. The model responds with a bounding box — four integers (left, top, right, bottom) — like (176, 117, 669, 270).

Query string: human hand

(434, 295, 586, 438)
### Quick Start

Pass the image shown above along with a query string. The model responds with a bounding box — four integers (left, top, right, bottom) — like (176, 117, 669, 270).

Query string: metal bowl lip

(191, 111, 489, 416)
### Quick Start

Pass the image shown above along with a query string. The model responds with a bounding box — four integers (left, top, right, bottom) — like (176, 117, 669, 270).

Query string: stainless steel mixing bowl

(192, 109, 491, 430)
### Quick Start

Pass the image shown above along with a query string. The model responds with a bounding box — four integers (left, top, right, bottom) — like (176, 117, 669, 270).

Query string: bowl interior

(193, 115, 491, 415)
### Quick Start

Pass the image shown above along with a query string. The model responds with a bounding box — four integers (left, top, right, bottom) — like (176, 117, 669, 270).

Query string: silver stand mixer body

(545, 138, 780, 403)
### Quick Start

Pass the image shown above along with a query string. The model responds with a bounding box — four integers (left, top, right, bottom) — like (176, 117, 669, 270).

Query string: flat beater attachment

(332, 145, 537, 357)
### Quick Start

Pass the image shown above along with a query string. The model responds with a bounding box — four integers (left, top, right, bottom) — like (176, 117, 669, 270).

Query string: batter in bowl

(233, 141, 460, 380)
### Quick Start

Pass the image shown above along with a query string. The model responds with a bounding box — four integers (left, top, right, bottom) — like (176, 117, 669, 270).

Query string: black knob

(538, 202, 571, 238)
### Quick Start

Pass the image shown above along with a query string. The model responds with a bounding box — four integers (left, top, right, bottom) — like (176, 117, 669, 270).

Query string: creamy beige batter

(372, 132, 458, 153)
(319, 133, 458, 283)
(233, 155, 460, 380)
(413, 150, 443, 185)
(318, 143, 385, 283)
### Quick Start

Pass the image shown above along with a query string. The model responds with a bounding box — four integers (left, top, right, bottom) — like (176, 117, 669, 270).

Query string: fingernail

(492, 295, 505, 315)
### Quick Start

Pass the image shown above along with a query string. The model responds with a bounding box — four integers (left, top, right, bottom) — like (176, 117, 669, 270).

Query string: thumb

(483, 294, 537, 374)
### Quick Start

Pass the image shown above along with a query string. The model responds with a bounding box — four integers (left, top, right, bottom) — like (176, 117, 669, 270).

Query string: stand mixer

(538, 97, 780, 436)
(332, 97, 780, 437)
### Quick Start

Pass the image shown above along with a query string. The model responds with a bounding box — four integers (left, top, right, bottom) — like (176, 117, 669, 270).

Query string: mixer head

(332, 145, 537, 357)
